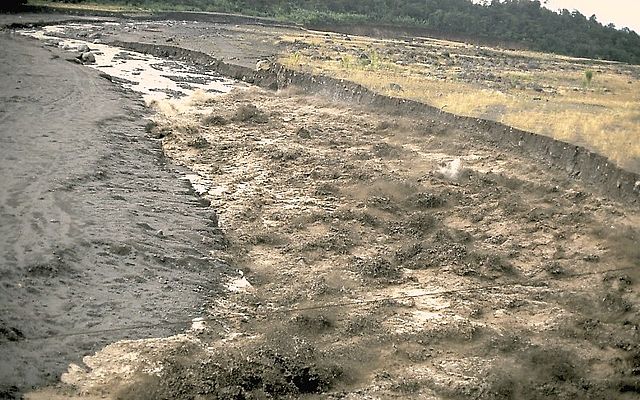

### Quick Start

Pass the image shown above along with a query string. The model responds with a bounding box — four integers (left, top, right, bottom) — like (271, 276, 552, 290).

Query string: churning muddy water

(19, 23, 239, 102)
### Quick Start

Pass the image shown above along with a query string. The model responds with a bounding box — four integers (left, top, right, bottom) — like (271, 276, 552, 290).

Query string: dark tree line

(1, 0, 28, 12)
(49, 0, 640, 64)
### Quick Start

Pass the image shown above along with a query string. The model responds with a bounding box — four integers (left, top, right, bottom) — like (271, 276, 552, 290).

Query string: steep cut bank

(115, 41, 640, 204)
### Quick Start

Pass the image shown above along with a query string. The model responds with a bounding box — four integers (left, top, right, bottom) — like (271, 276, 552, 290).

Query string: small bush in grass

(584, 70, 594, 87)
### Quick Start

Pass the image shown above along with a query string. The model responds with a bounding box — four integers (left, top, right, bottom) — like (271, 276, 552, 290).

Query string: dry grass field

(279, 31, 640, 173)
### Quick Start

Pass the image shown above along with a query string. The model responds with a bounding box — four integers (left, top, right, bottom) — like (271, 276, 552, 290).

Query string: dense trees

(1, 0, 27, 12)
(49, 0, 640, 64)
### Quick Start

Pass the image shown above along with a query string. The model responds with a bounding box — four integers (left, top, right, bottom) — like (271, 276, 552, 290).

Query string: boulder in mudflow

(80, 52, 96, 64)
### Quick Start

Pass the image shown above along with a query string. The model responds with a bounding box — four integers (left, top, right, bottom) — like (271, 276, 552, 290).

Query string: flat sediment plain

(1, 12, 639, 400)
(0, 32, 231, 395)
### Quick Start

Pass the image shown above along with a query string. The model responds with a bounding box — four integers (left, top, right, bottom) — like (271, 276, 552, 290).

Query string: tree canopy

(1, 0, 27, 12)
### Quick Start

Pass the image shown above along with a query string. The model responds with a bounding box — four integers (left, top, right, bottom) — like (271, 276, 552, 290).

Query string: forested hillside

(1, 0, 27, 11)
(47, 0, 640, 63)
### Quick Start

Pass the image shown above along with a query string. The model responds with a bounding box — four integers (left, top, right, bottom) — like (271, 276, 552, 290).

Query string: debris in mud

(26, 260, 69, 277)
(304, 227, 356, 255)
(405, 192, 446, 209)
(387, 212, 437, 238)
(187, 136, 210, 149)
(372, 142, 400, 158)
(367, 195, 399, 213)
(296, 126, 312, 139)
(117, 339, 342, 399)
(267, 146, 302, 162)
(202, 113, 228, 126)
(232, 104, 268, 123)
(245, 229, 285, 246)
(543, 261, 566, 276)
(601, 292, 632, 314)
(290, 313, 335, 334)
(354, 255, 403, 282)
(344, 313, 385, 336)
(394, 241, 437, 270)
(314, 182, 339, 197)
(480, 347, 598, 400)
(0, 323, 24, 343)
(462, 252, 515, 279)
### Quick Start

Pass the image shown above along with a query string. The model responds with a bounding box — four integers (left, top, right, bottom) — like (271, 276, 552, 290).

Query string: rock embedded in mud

(256, 59, 271, 71)
(80, 51, 95, 64)
(297, 126, 312, 139)
(0, 324, 24, 343)
(146, 123, 172, 139)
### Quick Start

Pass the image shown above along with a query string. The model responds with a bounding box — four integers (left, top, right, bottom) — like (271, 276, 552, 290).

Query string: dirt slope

(0, 34, 232, 395)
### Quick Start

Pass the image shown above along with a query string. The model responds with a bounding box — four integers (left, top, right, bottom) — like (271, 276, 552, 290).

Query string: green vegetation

(35, 0, 640, 64)
(584, 69, 594, 86)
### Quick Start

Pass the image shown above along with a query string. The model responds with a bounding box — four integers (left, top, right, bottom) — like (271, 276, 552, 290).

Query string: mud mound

(482, 347, 607, 400)
(232, 104, 269, 123)
(116, 339, 342, 399)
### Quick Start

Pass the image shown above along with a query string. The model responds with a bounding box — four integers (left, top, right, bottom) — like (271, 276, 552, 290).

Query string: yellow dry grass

(279, 33, 640, 172)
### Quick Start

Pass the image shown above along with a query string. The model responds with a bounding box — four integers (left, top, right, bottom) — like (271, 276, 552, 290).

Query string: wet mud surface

(1, 14, 639, 400)
(0, 34, 233, 395)
(139, 87, 640, 399)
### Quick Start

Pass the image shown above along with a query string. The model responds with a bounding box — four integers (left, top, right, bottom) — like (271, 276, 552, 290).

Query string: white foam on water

(182, 174, 211, 196)
(19, 24, 238, 103)
(439, 157, 463, 179)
